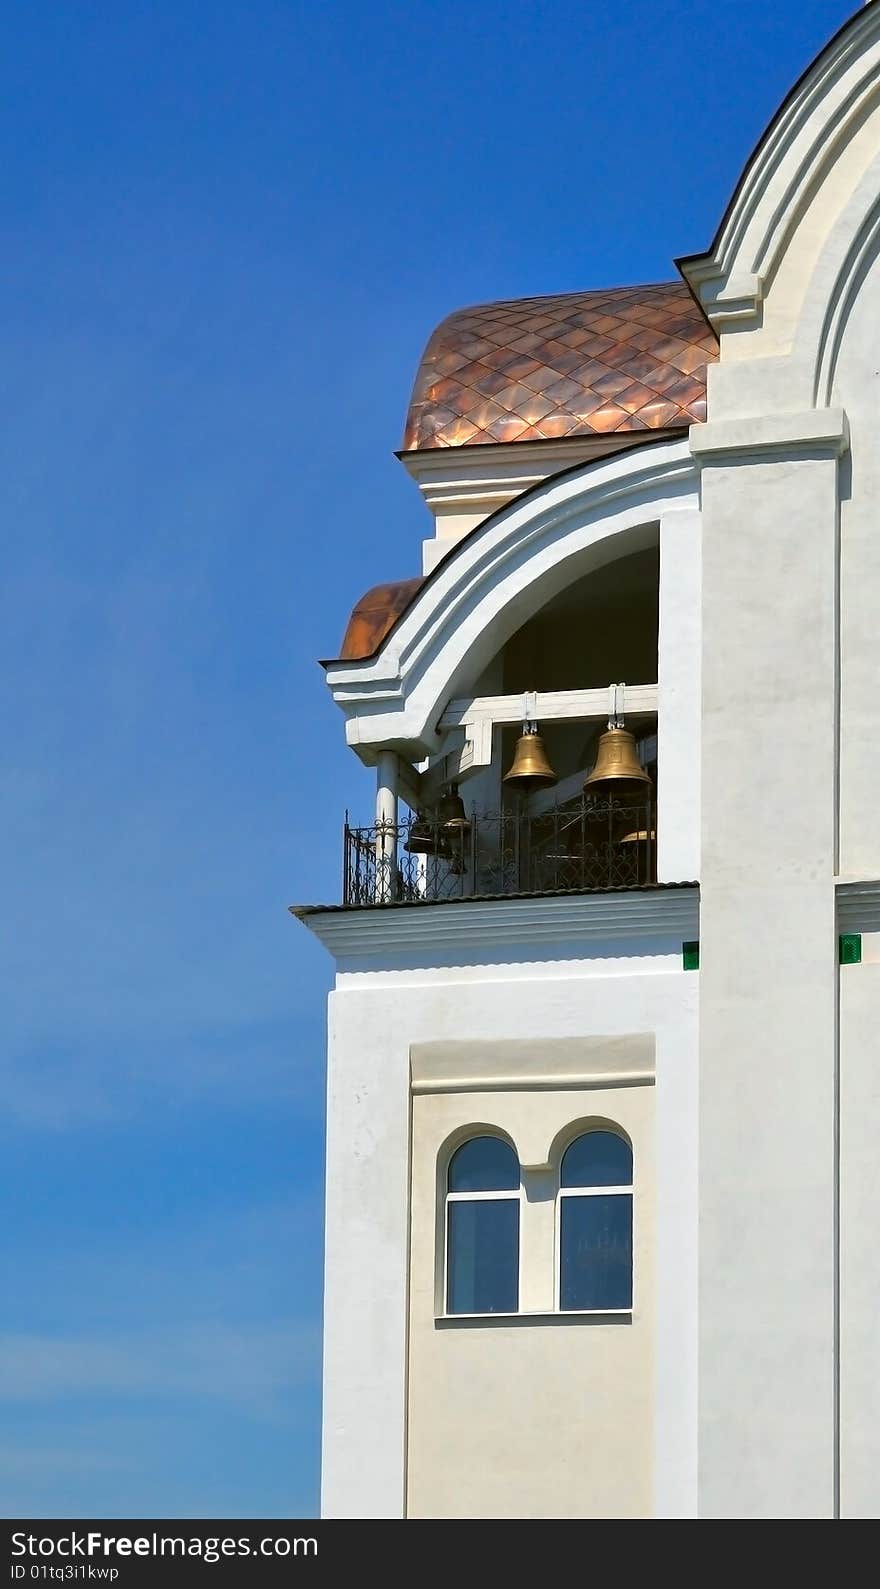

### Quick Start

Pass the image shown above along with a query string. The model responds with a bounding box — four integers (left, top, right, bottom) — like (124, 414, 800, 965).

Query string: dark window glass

(561, 1130, 632, 1188)
(560, 1193, 633, 1310)
(448, 1135, 519, 1193)
(446, 1199, 519, 1314)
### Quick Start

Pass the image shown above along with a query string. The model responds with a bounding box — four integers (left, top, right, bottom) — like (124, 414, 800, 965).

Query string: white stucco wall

(839, 957, 880, 1518)
(696, 427, 841, 1519)
(319, 924, 698, 1518)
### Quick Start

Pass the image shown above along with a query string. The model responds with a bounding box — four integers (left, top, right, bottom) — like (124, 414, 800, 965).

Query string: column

(375, 750, 398, 903)
(657, 506, 702, 883)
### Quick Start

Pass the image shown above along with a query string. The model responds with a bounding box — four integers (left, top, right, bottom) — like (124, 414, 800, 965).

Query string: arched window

(445, 1135, 520, 1315)
(558, 1129, 633, 1312)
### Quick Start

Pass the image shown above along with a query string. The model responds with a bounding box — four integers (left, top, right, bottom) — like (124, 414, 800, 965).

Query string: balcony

(342, 793, 656, 907)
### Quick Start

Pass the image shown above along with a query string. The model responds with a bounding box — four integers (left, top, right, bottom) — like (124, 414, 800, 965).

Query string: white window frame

(555, 1140, 634, 1315)
(444, 1167, 523, 1319)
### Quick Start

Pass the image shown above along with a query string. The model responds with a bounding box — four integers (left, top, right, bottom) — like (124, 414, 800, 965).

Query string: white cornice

(837, 879, 880, 932)
(399, 435, 604, 482)
(689, 407, 849, 461)
(399, 434, 665, 510)
(292, 886, 699, 963)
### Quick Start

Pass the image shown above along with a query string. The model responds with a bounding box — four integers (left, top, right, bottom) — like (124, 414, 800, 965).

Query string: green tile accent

(839, 933, 862, 966)
(682, 940, 700, 971)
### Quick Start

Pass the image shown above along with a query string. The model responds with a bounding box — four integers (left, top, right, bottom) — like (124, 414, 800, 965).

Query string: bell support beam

(411, 716, 493, 809)
(394, 759, 424, 815)
(389, 718, 493, 813)
(438, 683, 658, 736)
(390, 682, 659, 813)
(394, 683, 659, 812)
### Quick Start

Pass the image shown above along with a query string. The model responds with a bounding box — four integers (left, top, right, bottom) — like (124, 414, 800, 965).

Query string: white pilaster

(695, 408, 846, 1518)
(321, 989, 411, 1518)
(653, 1013, 699, 1517)
(657, 507, 702, 883)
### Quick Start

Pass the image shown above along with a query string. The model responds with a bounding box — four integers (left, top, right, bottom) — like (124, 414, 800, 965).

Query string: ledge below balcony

(291, 882, 700, 964)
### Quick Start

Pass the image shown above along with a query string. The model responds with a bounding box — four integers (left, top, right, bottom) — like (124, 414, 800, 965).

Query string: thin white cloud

(0, 1322, 320, 1411)
(0, 1013, 326, 1131)
(4, 1192, 324, 1335)
(0, 543, 339, 1132)
(0, 1445, 129, 1479)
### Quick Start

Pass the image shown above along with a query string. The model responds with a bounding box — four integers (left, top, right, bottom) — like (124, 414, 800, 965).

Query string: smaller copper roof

(338, 576, 425, 661)
(403, 281, 716, 450)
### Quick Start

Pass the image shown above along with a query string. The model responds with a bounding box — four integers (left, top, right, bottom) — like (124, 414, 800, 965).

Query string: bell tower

(297, 280, 707, 1518)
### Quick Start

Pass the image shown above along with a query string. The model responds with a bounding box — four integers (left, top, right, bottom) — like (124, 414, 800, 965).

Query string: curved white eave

(681, 3, 880, 326)
(325, 435, 697, 758)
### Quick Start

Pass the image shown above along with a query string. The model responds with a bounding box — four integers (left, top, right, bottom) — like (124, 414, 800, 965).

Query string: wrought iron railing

(343, 795, 656, 906)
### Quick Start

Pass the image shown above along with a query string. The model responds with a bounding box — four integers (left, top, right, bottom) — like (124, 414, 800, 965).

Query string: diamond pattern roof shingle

(338, 577, 425, 661)
(402, 281, 716, 450)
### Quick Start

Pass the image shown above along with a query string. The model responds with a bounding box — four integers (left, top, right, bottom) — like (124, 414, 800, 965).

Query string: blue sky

(1, 0, 852, 1518)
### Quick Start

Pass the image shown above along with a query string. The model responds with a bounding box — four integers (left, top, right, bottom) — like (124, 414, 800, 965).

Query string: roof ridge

(439, 280, 687, 320)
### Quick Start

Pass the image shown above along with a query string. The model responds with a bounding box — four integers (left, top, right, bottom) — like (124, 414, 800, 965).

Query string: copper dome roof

(338, 576, 425, 661)
(402, 281, 716, 451)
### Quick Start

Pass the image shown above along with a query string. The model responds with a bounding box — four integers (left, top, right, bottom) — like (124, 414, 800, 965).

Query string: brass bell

(503, 728, 558, 791)
(404, 816, 445, 855)
(437, 787, 470, 832)
(584, 727, 652, 794)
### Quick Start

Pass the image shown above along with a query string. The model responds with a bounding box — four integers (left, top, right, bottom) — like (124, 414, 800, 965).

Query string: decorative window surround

(411, 1034, 655, 1107)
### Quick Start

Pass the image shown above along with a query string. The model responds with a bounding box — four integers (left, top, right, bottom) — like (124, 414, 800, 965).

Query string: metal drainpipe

(375, 750, 399, 903)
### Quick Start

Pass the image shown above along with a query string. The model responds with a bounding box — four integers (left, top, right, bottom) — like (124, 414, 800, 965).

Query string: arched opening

(494, 543, 659, 794)
(332, 433, 697, 907)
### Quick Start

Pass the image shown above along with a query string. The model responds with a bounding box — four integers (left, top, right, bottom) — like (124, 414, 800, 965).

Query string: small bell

(503, 728, 557, 791)
(618, 827, 656, 884)
(437, 786, 470, 833)
(404, 816, 445, 855)
(584, 727, 651, 794)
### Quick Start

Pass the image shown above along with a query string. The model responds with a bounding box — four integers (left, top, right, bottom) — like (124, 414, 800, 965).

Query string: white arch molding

(809, 155, 880, 403)
(683, 3, 880, 334)
(326, 437, 697, 758)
